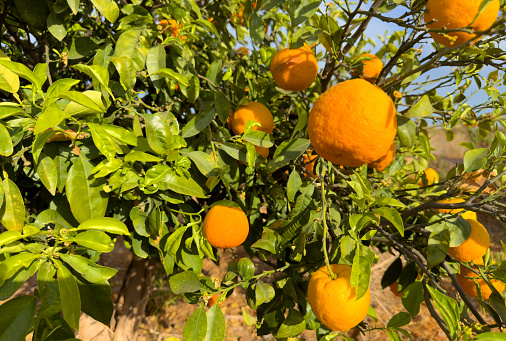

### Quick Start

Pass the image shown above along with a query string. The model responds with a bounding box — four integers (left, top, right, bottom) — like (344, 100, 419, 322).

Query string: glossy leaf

(0, 295, 37, 341)
(0, 123, 13, 157)
(34, 107, 71, 135)
(56, 260, 81, 331)
(72, 230, 114, 252)
(183, 307, 207, 341)
(373, 207, 404, 236)
(406, 95, 433, 118)
(276, 309, 306, 338)
(87, 123, 117, 161)
(169, 271, 202, 294)
(0, 179, 25, 231)
(91, 0, 119, 22)
(37, 153, 58, 196)
(77, 217, 130, 235)
(267, 138, 310, 173)
(204, 305, 226, 341)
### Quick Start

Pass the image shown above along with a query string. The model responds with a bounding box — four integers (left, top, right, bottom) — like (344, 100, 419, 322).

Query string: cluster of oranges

(197, 0, 502, 333)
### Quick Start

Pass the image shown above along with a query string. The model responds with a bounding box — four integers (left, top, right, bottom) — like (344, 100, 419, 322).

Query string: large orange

(424, 0, 500, 47)
(231, 102, 274, 135)
(308, 264, 370, 331)
(368, 142, 396, 171)
(308, 79, 397, 167)
(448, 218, 490, 262)
(270, 43, 318, 91)
(203, 205, 249, 248)
(352, 54, 383, 84)
(457, 262, 505, 299)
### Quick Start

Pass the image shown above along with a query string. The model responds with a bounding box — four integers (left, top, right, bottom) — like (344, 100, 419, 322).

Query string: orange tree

(0, 0, 506, 340)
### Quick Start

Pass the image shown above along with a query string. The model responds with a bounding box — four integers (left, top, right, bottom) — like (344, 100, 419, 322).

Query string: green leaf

(0, 123, 13, 157)
(187, 151, 219, 178)
(463, 148, 489, 173)
(169, 271, 202, 294)
(77, 278, 114, 327)
(448, 218, 472, 248)
(238, 258, 255, 281)
(60, 254, 117, 283)
(100, 124, 137, 146)
(56, 261, 81, 331)
(243, 130, 275, 148)
(373, 207, 404, 236)
(141, 113, 172, 155)
(71, 64, 112, 98)
(111, 56, 137, 90)
(146, 45, 166, 92)
(0, 59, 42, 90)
(114, 28, 151, 71)
(0, 52, 20, 94)
(180, 73, 200, 103)
(0, 231, 21, 247)
(182, 106, 216, 138)
(397, 116, 418, 147)
(214, 92, 230, 123)
(87, 123, 117, 161)
(66, 154, 108, 223)
(474, 332, 506, 341)
(426, 286, 460, 340)
(381, 257, 403, 289)
(60, 91, 105, 113)
(289, 0, 322, 26)
(0, 260, 38, 301)
(125, 151, 163, 163)
(194, 18, 220, 38)
(0, 253, 38, 287)
(183, 307, 207, 341)
(276, 309, 306, 338)
(72, 230, 113, 252)
(267, 138, 311, 173)
(34, 209, 73, 231)
(160, 169, 208, 198)
(204, 305, 226, 341)
(47, 11, 67, 41)
(0, 178, 25, 232)
(287, 170, 302, 203)
(0, 295, 37, 341)
(37, 153, 58, 196)
(250, 12, 265, 46)
(36, 261, 61, 320)
(154, 68, 189, 86)
(34, 107, 71, 135)
(67, 0, 80, 14)
(77, 217, 130, 235)
(255, 280, 275, 305)
(402, 281, 424, 317)
(91, 0, 119, 22)
(373, 196, 406, 208)
(351, 251, 371, 300)
(406, 95, 433, 118)
(427, 223, 450, 267)
(387, 312, 411, 328)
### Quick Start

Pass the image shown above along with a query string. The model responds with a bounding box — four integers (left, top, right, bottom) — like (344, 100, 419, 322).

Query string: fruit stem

(319, 161, 336, 279)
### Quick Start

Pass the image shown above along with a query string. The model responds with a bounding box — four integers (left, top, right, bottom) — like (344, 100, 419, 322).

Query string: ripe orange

(208, 294, 220, 307)
(302, 152, 318, 178)
(158, 19, 187, 41)
(424, 0, 500, 47)
(368, 142, 396, 172)
(457, 262, 505, 299)
(203, 205, 249, 248)
(352, 54, 383, 84)
(419, 168, 439, 186)
(270, 43, 318, 91)
(389, 282, 403, 298)
(432, 197, 465, 214)
(308, 264, 370, 331)
(231, 102, 274, 135)
(255, 145, 269, 159)
(237, 47, 250, 55)
(448, 218, 490, 262)
(308, 79, 397, 167)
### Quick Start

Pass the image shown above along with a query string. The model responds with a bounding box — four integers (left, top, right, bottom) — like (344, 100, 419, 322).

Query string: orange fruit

(432, 197, 465, 214)
(203, 205, 249, 248)
(159, 19, 187, 41)
(457, 262, 505, 299)
(237, 47, 250, 55)
(308, 79, 397, 167)
(270, 43, 318, 91)
(302, 152, 318, 178)
(352, 54, 383, 84)
(231, 102, 274, 135)
(208, 294, 220, 307)
(419, 168, 439, 186)
(255, 145, 269, 159)
(448, 218, 490, 262)
(368, 142, 396, 172)
(424, 0, 500, 47)
(308, 264, 370, 331)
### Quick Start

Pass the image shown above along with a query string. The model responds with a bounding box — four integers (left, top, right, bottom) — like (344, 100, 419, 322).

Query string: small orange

(432, 197, 465, 214)
(419, 168, 439, 186)
(448, 218, 490, 262)
(308, 79, 397, 167)
(203, 205, 249, 248)
(302, 152, 318, 178)
(457, 262, 505, 299)
(237, 47, 250, 55)
(208, 294, 220, 307)
(270, 43, 318, 91)
(352, 54, 383, 84)
(389, 282, 403, 298)
(368, 142, 396, 172)
(231, 102, 274, 135)
(159, 19, 187, 41)
(424, 0, 500, 47)
(308, 264, 370, 331)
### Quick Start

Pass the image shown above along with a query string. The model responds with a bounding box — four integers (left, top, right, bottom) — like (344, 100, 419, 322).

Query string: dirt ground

(7, 126, 505, 341)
